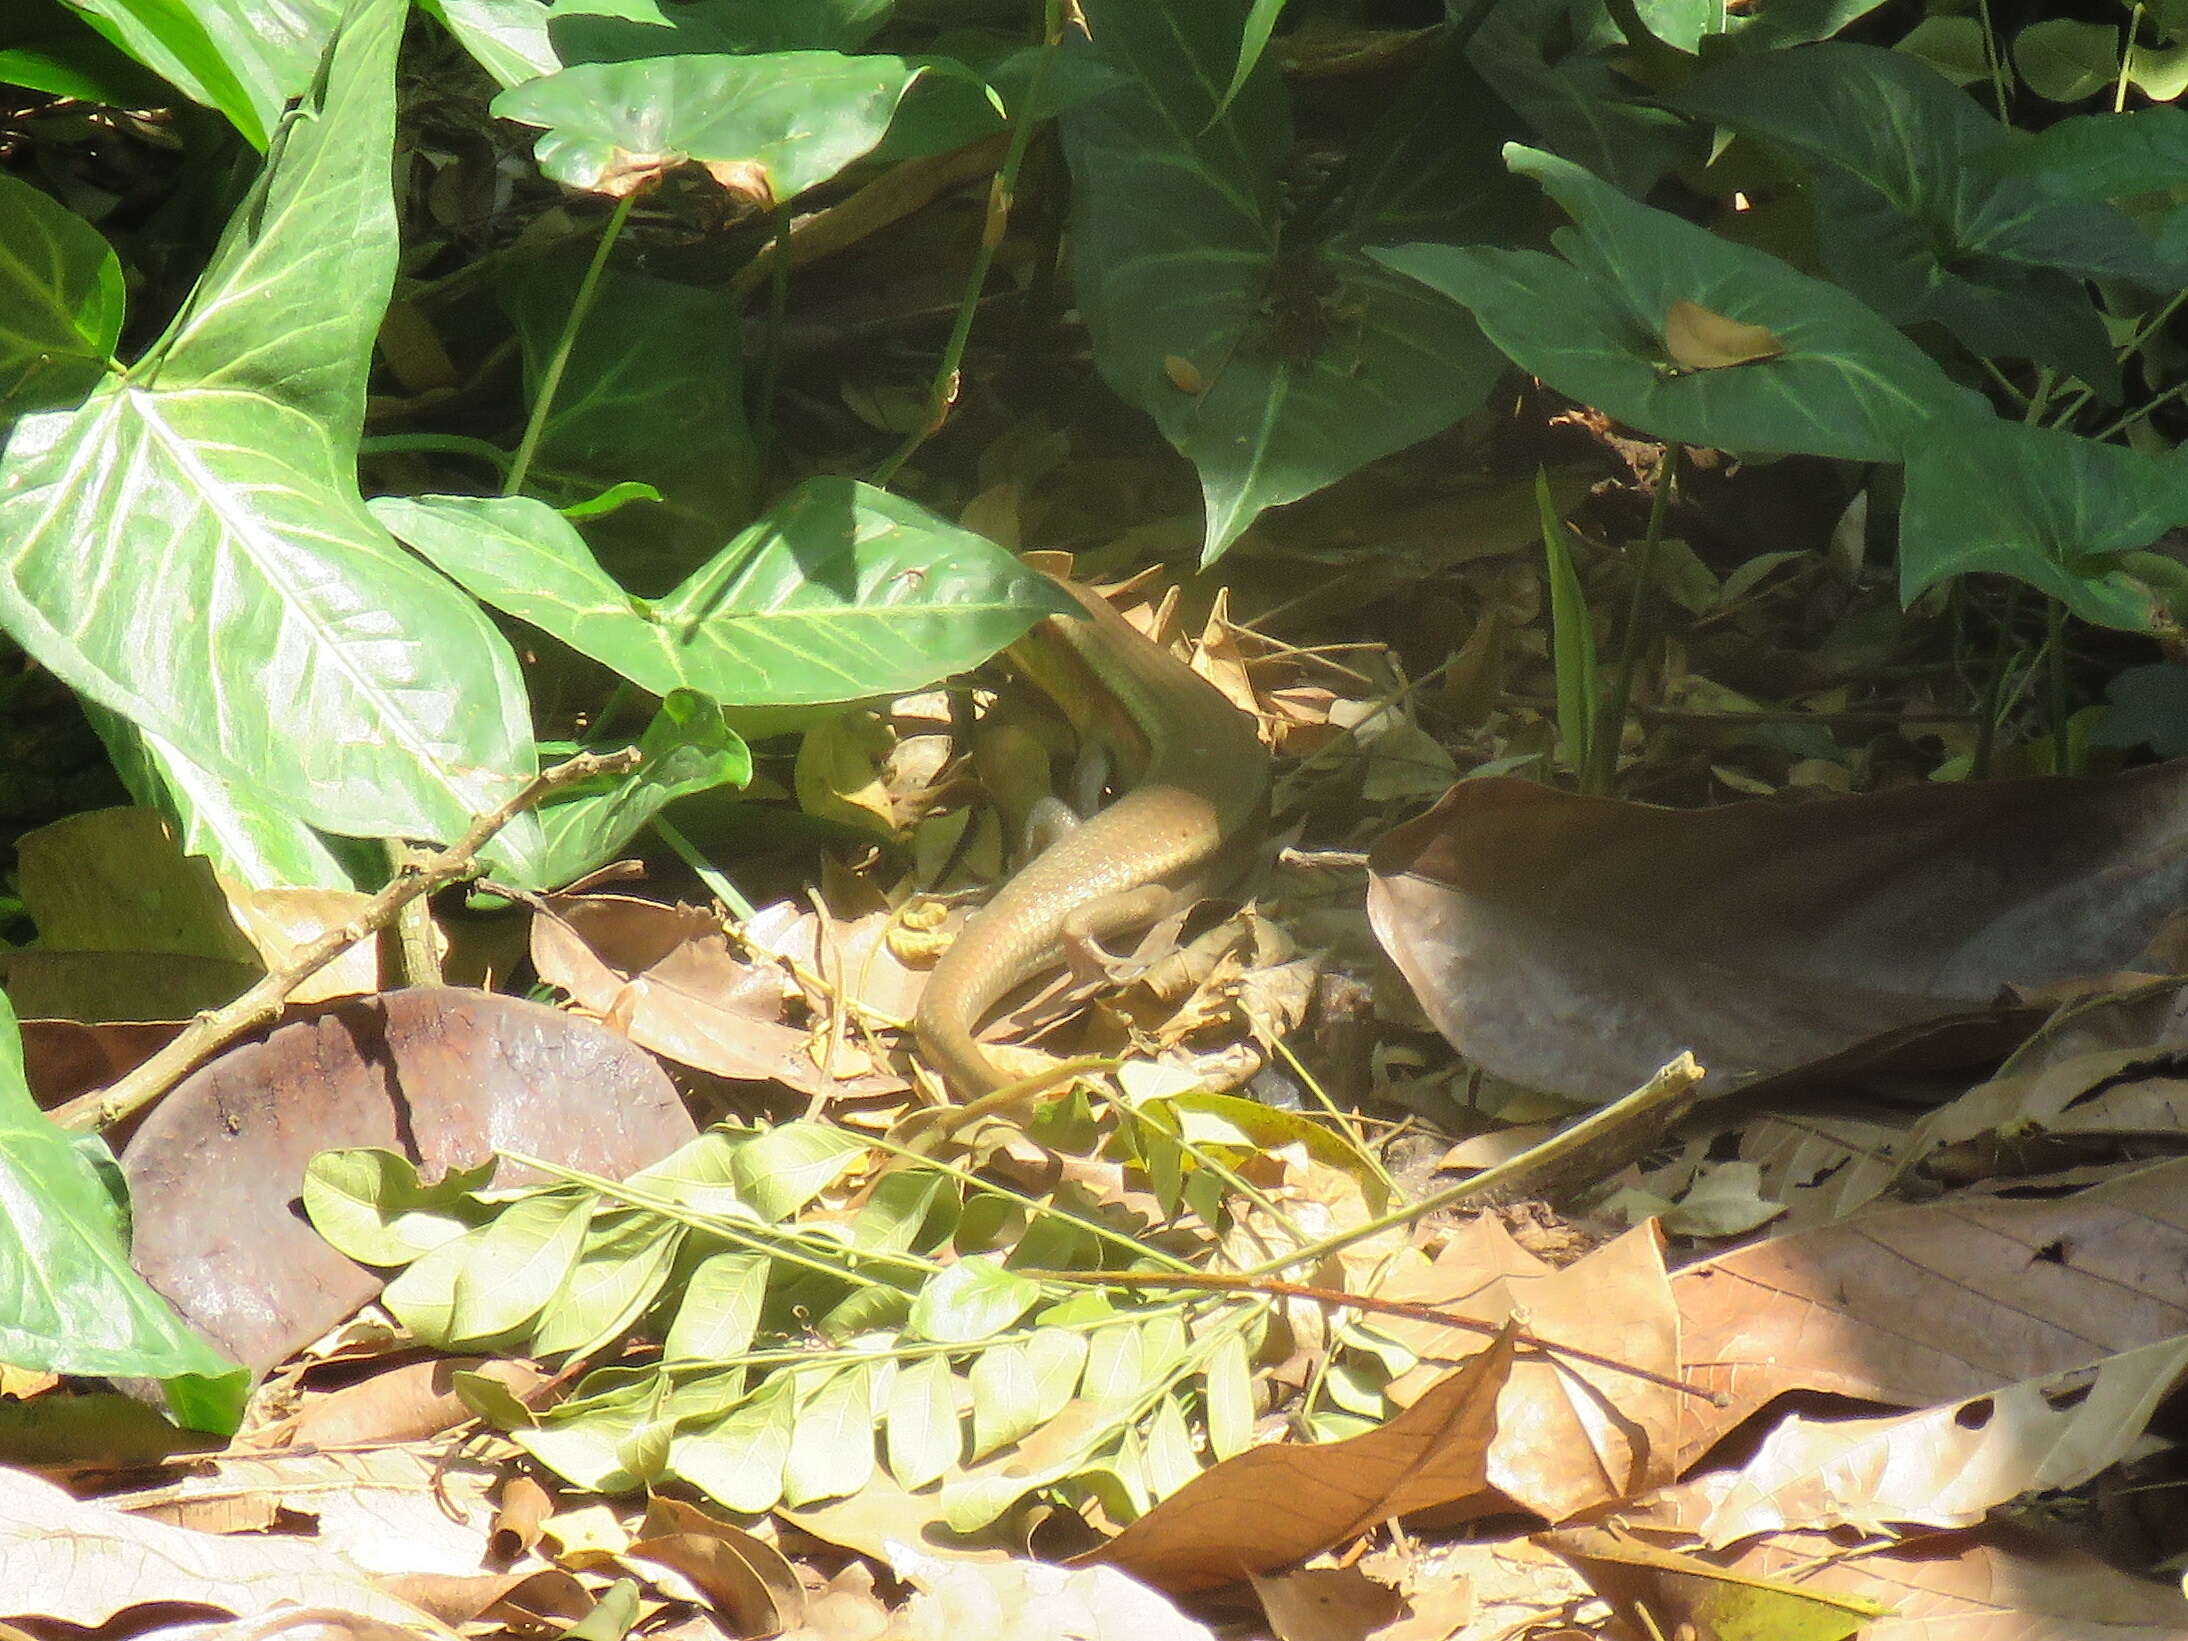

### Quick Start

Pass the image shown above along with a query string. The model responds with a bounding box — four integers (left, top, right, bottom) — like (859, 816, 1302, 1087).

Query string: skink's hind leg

(1057, 883, 1185, 986)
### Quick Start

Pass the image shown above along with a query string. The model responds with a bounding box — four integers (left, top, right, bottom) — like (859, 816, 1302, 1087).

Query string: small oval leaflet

(1662, 299, 1788, 371)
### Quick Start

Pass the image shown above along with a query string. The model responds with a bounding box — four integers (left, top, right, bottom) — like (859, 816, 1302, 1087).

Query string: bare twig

(53, 749, 641, 1134)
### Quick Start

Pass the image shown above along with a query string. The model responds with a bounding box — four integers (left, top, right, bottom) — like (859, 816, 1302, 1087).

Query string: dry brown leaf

(1250, 1565, 1403, 1641)
(1374, 1220, 1683, 1521)
(1670, 1156, 2188, 1468)
(1077, 1329, 1517, 1595)
(1369, 766, 2188, 1100)
(121, 987, 696, 1372)
(624, 1495, 806, 1635)
(1635, 1333, 2188, 1546)
(252, 1357, 550, 1449)
(0, 1464, 450, 1631)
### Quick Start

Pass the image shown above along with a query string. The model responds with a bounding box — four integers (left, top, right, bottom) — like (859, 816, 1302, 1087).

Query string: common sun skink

(912, 574, 1271, 1101)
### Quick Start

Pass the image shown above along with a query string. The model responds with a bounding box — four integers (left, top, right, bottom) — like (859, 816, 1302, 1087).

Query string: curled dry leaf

(1077, 1330, 1518, 1595)
(122, 987, 696, 1373)
(1635, 1334, 2188, 1547)
(1368, 765, 2188, 1100)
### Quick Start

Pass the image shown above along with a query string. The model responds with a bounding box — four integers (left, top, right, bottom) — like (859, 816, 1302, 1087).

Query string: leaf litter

(14, 24, 2188, 1641)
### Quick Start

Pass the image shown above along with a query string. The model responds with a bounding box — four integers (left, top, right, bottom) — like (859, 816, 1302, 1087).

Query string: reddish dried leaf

(121, 987, 696, 1373)
(1369, 767, 2188, 1099)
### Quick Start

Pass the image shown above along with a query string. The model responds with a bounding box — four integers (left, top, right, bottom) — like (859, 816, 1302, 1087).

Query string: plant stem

(1588, 444, 1675, 795)
(871, 0, 1062, 485)
(56, 749, 641, 1133)
(753, 201, 793, 486)
(505, 193, 636, 498)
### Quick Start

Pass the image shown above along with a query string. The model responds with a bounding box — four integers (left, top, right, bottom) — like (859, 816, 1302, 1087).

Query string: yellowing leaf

(1662, 298, 1787, 370)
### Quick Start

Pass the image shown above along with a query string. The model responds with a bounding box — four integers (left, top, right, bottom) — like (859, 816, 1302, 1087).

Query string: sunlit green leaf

(375, 480, 1073, 708)
(302, 1147, 495, 1267)
(534, 1210, 684, 1357)
(783, 1362, 878, 1504)
(885, 1353, 961, 1490)
(662, 1250, 769, 1362)
(0, 0, 544, 876)
(492, 51, 926, 200)
(909, 1257, 1040, 1344)
(0, 172, 122, 421)
(1376, 146, 1986, 462)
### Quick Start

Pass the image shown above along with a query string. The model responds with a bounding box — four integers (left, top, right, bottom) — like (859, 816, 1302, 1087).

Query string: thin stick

(53, 749, 641, 1134)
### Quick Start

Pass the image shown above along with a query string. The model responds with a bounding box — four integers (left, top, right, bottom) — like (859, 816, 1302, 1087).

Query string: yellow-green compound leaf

(0, 0, 541, 872)
(885, 1353, 962, 1491)
(386, 1189, 590, 1346)
(1202, 1330, 1254, 1461)
(782, 1363, 879, 1505)
(1143, 1392, 1200, 1499)
(969, 1326, 1088, 1460)
(732, 1119, 871, 1220)
(534, 1211, 685, 1358)
(662, 1250, 769, 1363)
(909, 1256, 1040, 1345)
(673, 1375, 796, 1514)
(301, 1146, 494, 1267)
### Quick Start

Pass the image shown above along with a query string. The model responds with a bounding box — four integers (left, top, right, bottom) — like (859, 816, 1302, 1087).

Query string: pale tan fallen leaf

(1373, 1220, 1684, 1522)
(1657, 1160, 1786, 1237)
(117, 1449, 509, 1581)
(0, 1465, 450, 1631)
(1671, 1156, 2188, 1468)
(1721, 1523, 2188, 1638)
(890, 1555, 1214, 1641)
(1251, 1565, 1403, 1641)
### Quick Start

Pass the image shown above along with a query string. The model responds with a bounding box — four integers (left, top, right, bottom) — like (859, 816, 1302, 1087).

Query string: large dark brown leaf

(1368, 766, 2188, 1100)
(121, 987, 697, 1373)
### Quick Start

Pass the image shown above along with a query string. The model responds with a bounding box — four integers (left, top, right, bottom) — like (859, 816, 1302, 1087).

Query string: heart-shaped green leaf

(1900, 416, 2188, 628)
(0, 0, 543, 876)
(374, 479, 1074, 706)
(1375, 145, 1986, 462)
(491, 50, 926, 200)
(1679, 43, 2184, 392)
(1062, 2, 1514, 563)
